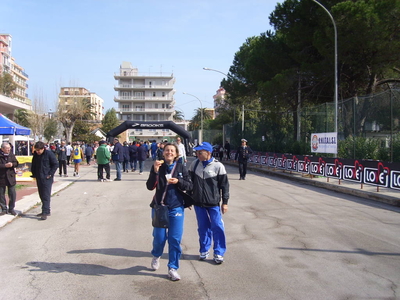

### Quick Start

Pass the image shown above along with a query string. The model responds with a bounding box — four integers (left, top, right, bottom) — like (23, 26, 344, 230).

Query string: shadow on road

(278, 247, 400, 256)
(26, 261, 165, 277)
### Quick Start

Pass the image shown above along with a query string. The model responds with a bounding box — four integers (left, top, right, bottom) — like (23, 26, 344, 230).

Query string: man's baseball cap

(193, 142, 213, 153)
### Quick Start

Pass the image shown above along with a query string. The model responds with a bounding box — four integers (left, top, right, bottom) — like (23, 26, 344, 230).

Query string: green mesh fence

(222, 89, 400, 162)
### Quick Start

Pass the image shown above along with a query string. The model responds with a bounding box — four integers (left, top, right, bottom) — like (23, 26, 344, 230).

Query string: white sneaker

(168, 268, 181, 281)
(213, 254, 224, 264)
(199, 251, 209, 260)
(151, 256, 160, 270)
(139, 172, 143, 175)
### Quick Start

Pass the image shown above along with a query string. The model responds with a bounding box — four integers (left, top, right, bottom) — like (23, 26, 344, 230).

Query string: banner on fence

(230, 151, 400, 191)
(311, 132, 337, 154)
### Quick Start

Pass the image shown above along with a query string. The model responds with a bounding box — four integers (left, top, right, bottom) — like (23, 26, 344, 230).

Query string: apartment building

(114, 61, 177, 142)
(213, 87, 226, 116)
(58, 87, 104, 121)
(0, 34, 31, 116)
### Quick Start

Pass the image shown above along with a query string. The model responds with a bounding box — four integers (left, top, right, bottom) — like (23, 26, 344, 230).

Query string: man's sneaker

(168, 268, 181, 281)
(8, 210, 17, 216)
(213, 254, 224, 264)
(105, 179, 111, 182)
(139, 172, 143, 175)
(199, 251, 209, 260)
(73, 172, 76, 177)
(151, 256, 160, 270)
(98, 179, 104, 182)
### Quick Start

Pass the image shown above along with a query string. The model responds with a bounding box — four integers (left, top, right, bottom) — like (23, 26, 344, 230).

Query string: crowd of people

(0, 135, 258, 282)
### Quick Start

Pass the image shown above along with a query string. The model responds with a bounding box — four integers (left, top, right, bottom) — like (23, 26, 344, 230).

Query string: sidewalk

(0, 163, 97, 228)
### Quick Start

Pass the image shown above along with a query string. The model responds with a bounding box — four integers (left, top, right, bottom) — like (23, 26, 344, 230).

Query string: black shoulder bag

(152, 164, 177, 228)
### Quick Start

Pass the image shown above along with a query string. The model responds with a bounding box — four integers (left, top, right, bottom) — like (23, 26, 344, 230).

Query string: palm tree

(13, 109, 30, 127)
(173, 110, 185, 122)
(189, 108, 212, 130)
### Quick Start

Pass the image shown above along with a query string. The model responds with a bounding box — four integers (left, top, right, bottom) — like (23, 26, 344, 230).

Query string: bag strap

(160, 163, 177, 206)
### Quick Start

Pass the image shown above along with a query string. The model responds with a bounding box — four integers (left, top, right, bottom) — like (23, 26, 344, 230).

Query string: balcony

(114, 96, 174, 102)
(114, 72, 174, 79)
(116, 107, 175, 114)
(114, 84, 174, 90)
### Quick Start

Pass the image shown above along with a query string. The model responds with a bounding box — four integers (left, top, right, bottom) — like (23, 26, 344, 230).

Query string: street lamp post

(203, 67, 228, 77)
(183, 92, 203, 144)
(312, 0, 338, 156)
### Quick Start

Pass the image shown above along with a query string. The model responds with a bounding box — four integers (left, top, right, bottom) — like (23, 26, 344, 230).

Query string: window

(155, 104, 158, 109)
(162, 92, 165, 97)
(162, 104, 165, 109)
(153, 92, 156, 97)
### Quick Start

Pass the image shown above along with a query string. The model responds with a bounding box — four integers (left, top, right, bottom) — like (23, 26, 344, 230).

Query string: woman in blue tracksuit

(146, 143, 193, 281)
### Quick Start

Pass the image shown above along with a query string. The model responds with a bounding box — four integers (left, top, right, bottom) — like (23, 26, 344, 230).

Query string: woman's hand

(168, 178, 178, 185)
(153, 160, 164, 173)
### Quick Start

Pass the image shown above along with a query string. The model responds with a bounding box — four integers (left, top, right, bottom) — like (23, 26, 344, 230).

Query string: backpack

(74, 147, 80, 156)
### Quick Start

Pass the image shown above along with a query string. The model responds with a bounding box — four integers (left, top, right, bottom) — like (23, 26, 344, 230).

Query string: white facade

(114, 61, 177, 141)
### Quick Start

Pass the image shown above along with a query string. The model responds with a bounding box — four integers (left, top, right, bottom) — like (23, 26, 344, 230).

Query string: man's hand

(221, 204, 228, 214)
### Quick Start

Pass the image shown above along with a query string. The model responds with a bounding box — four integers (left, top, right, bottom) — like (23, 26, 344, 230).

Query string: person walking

(0, 142, 19, 216)
(57, 141, 68, 177)
(66, 142, 73, 166)
(71, 143, 84, 177)
(234, 138, 253, 180)
(85, 144, 94, 165)
(224, 140, 231, 161)
(150, 140, 158, 161)
(137, 142, 147, 175)
(122, 142, 130, 173)
(146, 143, 193, 281)
(175, 137, 186, 164)
(129, 141, 138, 172)
(189, 142, 230, 264)
(96, 140, 111, 182)
(111, 138, 124, 181)
(31, 141, 58, 220)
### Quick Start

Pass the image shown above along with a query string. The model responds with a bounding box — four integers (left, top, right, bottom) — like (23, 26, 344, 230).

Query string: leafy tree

(0, 72, 17, 97)
(43, 118, 58, 142)
(72, 119, 99, 143)
(57, 98, 93, 143)
(101, 108, 120, 134)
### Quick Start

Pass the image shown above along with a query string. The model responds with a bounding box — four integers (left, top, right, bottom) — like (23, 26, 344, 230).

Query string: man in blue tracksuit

(189, 142, 230, 264)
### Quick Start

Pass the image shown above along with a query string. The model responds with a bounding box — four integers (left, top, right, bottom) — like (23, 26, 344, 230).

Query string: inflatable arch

(106, 121, 192, 155)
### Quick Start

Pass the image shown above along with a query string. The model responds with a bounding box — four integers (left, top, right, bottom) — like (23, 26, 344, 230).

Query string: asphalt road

(1, 159, 400, 300)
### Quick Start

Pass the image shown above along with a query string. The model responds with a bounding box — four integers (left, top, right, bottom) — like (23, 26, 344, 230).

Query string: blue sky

(2, 0, 277, 119)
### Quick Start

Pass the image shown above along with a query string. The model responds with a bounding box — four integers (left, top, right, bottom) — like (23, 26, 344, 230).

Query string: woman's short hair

(164, 143, 180, 161)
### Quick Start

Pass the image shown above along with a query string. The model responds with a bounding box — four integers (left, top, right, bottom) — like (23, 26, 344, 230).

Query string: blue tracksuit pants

(194, 205, 226, 256)
(151, 206, 184, 270)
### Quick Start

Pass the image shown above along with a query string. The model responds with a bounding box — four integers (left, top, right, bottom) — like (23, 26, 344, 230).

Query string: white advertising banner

(311, 132, 337, 154)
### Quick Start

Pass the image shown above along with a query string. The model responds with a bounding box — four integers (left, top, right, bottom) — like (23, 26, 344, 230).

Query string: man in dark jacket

(57, 141, 68, 177)
(111, 138, 124, 181)
(189, 142, 230, 264)
(31, 141, 58, 220)
(234, 138, 253, 180)
(137, 142, 148, 174)
(129, 141, 138, 172)
(0, 142, 19, 215)
(122, 142, 130, 173)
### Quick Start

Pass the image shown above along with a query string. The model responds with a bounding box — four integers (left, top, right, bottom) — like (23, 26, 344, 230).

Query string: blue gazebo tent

(0, 113, 31, 154)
